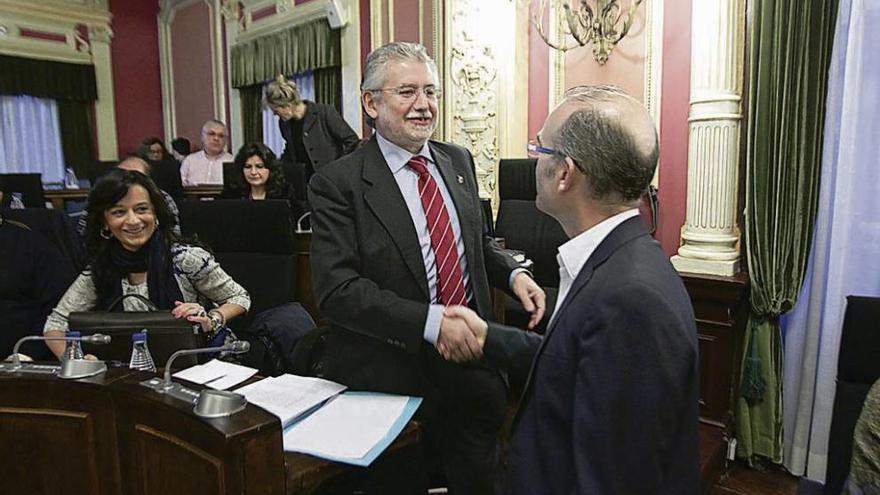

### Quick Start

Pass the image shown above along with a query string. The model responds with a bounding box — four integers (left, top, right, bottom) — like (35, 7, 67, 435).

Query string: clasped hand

(436, 273, 545, 363)
(437, 305, 487, 363)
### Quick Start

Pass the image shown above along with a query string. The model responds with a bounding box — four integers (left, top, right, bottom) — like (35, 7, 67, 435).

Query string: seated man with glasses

(307, 41, 546, 493)
(180, 119, 233, 186)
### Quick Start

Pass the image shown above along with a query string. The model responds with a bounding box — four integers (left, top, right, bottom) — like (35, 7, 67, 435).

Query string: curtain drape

(314, 68, 341, 113)
(0, 55, 97, 178)
(0, 95, 66, 183)
(240, 84, 264, 146)
(0, 55, 97, 102)
(782, 0, 880, 482)
(737, 0, 838, 464)
(57, 99, 95, 178)
(230, 19, 340, 89)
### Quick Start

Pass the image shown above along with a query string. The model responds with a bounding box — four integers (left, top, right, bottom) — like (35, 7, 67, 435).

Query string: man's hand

(511, 273, 546, 330)
(444, 305, 487, 347)
(436, 307, 485, 362)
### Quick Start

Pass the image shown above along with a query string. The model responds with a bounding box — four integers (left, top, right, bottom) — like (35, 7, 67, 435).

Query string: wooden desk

(183, 185, 223, 200)
(44, 188, 89, 209)
(0, 367, 420, 495)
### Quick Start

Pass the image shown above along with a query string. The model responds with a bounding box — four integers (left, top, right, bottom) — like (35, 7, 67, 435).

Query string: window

(0, 95, 66, 183)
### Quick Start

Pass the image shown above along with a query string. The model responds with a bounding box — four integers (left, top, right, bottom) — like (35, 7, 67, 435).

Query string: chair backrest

(0, 173, 46, 208)
(825, 295, 880, 495)
(178, 199, 295, 253)
(177, 199, 297, 331)
(87, 160, 117, 185)
(494, 159, 568, 288)
(1, 207, 85, 269)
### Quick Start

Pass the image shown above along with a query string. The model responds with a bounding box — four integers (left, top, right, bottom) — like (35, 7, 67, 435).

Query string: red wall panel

(109, 0, 164, 156)
(656, 0, 692, 257)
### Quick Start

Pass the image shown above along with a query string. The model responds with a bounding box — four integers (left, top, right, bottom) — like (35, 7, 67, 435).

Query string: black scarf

(102, 233, 184, 311)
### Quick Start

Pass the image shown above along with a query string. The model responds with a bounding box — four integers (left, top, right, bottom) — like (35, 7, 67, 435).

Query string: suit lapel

(512, 216, 651, 427)
(430, 144, 478, 264)
(361, 138, 430, 299)
(302, 103, 318, 134)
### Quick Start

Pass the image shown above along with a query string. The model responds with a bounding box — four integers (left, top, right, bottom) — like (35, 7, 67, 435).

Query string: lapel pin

(457, 175, 464, 184)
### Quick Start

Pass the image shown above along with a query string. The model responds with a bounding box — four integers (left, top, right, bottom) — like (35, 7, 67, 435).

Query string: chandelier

(532, 0, 645, 65)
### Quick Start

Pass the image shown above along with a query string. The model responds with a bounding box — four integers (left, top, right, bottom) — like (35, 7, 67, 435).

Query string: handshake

(435, 272, 547, 363)
(436, 306, 488, 363)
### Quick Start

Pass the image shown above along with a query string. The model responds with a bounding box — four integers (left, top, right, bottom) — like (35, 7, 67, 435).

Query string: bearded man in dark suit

(307, 42, 546, 494)
(445, 85, 701, 495)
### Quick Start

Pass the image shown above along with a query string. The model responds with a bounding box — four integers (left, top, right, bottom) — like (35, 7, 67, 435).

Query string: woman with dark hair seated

(226, 143, 299, 217)
(42, 169, 250, 360)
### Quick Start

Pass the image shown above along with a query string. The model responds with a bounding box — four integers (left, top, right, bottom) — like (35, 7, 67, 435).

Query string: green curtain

(230, 19, 340, 89)
(314, 68, 341, 112)
(239, 84, 264, 146)
(0, 55, 97, 101)
(737, 0, 838, 463)
(56, 99, 96, 178)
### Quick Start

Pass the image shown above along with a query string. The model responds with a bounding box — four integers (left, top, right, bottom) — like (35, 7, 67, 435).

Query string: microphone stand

(140, 341, 251, 418)
(1, 334, 111, 377)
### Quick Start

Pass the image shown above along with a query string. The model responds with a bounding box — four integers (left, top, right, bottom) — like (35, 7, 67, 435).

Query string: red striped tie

(407, 156, 468, 306)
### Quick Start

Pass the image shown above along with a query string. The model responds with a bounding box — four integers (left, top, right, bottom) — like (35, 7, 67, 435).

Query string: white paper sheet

(172, 359, 258, 390)
(235, 374, 346, 426)
(282, 394, 409, 459)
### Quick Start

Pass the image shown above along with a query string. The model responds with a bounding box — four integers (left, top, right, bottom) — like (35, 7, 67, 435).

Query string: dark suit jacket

(485, 217, 700, 495)
(279, 100, 359, 170)
(308, 137, 520, 395)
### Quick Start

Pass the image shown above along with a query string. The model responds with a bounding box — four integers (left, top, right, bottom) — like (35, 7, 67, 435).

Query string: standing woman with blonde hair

(265, 74, 359, 188)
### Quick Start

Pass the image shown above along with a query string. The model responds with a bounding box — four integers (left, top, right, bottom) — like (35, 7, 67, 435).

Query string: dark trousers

(421, 354, 508, 495)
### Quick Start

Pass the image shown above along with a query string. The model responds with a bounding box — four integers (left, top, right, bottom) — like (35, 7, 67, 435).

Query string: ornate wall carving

(443, 0, 521, 200)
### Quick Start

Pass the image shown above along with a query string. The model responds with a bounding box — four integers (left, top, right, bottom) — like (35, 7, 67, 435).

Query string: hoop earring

(100, 228, 112, 240)
(155, 218, 160, 229)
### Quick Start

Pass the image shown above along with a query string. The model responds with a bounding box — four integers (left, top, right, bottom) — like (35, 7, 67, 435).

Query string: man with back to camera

(179, 119, 233, 186)
(307, 41, 546, 494)
(443, 85, 701, 494)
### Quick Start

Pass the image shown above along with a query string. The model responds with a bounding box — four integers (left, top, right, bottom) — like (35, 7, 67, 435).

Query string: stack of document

(283, 392, 422, 467)
(172, 359, 258, 390)
(235, 374, 347, 427)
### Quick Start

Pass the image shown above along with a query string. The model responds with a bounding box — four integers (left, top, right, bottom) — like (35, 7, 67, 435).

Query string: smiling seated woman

(42, 169, 250, 360)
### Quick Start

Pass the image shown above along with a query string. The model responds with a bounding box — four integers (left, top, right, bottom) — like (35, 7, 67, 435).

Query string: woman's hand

(172, 301, 212, 333)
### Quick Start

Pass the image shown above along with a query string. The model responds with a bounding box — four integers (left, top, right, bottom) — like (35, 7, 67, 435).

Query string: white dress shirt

(376, 133, 472, 344)
(179, 150, 233, 186)
(548, 209, 641, 328)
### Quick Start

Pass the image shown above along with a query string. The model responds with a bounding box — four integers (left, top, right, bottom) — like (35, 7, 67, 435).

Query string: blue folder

(282, 391, 422, 467)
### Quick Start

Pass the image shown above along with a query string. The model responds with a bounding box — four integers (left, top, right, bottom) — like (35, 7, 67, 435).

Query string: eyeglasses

(372, 85, 442, 101)
(527, 140, 565, 159)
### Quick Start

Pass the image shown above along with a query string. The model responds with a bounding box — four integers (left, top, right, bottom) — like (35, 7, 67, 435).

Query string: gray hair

(264, 74, 301, 107)
(361, 42, 439, 127)
(555, 85, 658, 207)
(201, 119, 227, 133)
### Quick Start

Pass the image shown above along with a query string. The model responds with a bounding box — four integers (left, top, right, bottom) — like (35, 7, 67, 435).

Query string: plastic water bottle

(64, 168, 79, 189)
(9, 192, 25, 209)
(129, 331, 157, 372)
(64, 331, 85, 360)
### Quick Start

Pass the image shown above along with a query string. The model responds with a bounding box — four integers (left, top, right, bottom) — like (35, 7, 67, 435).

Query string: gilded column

(671, 0, 745, 276)
(88, 25, 118, 161)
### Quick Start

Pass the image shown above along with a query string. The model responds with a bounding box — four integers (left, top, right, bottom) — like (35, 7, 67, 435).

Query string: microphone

(8, 333, 111, 370)
(159, 341, 251, 391)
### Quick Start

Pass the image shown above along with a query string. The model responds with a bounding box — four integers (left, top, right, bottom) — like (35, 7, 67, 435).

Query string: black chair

(1, 207, 85, 269)
(494, 159, 568, 332)
(0, 173, 46, 208)
(86, 160, 117, 185)
(177, 199, 297, 332)
(824, 295, 880, 495)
